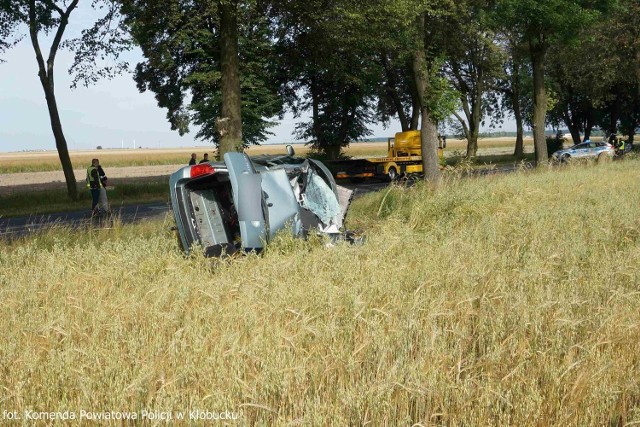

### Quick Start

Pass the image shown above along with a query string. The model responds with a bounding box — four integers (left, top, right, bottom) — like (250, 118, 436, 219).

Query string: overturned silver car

(169, 147, 353, 256)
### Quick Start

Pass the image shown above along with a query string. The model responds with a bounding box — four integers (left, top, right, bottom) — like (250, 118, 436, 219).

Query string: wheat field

(0, 138, 534, 174)
(0, 158, 638, 425)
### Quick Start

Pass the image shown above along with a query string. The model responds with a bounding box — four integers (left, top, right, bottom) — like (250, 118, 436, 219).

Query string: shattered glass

(302, 168, 341, 226)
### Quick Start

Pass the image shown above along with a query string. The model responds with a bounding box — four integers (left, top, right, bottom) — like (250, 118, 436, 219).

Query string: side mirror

(286, 144, 295, 156)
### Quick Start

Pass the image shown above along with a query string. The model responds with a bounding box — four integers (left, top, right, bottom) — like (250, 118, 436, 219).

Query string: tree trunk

(510, 91, 525, 158)
(413, 14, 440, 183)
(509, 58, 525, 159)
(459, 97, 474, 158)
(217, 0, 242, 157)
(466, 83, 482, 158)
(325, 144, 341, 160)
(562, 107, 582, 144)
(309, 75, 327, 155)
(514, 106, 524, 158)
(451, 64, 477, 159)
(453, 111, 471, 146)
(467, 127, 479, 158)
(28, 0, 79, 200)
(381, 54, 409, 131)
(390, 87, 409, 132)
(581, 109, 594, 140)
(530, 40, 548, 164)
(568, 125, 581, 145)
(42, 80, 78, 200)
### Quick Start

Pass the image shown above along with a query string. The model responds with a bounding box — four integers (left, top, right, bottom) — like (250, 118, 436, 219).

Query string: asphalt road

(0, 202, 171, 240)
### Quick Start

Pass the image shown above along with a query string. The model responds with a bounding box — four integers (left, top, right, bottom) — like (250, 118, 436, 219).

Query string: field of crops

(0, 137, 535, 174)
(1, 157, 638, 425)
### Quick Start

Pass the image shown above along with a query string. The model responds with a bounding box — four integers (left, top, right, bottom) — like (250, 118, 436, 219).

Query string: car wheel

(597, 152, 611, 163)
(561, 154, 571, 163)
(387, 167, 398, 181)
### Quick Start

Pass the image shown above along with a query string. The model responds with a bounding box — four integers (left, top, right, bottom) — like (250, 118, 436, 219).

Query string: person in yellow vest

(86, 158, 104, 215)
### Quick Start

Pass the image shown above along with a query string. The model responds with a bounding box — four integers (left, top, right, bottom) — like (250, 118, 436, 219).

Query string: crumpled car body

(169, 150, 353, 256)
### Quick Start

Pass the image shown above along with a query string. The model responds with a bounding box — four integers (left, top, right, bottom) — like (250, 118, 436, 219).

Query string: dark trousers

(90, 189, 100, 210)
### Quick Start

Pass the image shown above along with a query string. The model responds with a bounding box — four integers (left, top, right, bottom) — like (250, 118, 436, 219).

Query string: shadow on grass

(446, 151, 535, 168)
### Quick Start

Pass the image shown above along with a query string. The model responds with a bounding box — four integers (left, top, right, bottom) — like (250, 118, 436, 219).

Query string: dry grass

(0, 145, 315, 173)
(0, 159, 639, 425)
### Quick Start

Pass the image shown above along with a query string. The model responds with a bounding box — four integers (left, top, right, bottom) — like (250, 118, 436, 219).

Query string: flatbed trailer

(329, 155, 424, 181)
(327, 130, 443, 181)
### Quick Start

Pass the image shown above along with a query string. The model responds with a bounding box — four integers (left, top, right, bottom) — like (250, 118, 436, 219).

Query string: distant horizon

(0, 132, 539, 154)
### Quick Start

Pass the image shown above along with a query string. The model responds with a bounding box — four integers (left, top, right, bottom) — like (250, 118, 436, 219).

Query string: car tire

(561, 154, 571, 163)
(387, 167, 398, 181)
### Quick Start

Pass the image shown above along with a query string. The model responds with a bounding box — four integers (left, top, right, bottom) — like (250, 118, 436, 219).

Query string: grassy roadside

(0, 180, 169, 217)
(0, 158, 638, 425)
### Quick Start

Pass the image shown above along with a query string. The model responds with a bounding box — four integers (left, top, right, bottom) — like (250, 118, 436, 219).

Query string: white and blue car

(552, 140, 615, 163)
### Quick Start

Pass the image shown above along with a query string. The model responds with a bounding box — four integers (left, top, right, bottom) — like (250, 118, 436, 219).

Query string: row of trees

(1, 0, 639, 199)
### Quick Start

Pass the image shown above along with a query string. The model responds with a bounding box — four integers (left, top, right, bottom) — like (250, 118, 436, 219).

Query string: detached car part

(169, 149, 354, 257)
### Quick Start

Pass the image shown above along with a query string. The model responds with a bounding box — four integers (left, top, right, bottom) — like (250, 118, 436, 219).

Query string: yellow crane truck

(329, 130, 444, 181)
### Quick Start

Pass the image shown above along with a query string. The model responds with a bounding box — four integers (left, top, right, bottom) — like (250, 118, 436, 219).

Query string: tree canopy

(2, 0, 636, 173)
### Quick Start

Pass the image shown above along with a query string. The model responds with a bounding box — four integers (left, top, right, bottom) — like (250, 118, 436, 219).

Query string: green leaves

(121, 0, 282, 147)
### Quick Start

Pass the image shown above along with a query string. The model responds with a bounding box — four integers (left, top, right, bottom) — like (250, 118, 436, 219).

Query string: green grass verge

(0, 158, 639, 425)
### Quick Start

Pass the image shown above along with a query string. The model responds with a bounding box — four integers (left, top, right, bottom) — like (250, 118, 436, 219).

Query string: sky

(0, 6, 513, 154)
(0, 39, 333, 153)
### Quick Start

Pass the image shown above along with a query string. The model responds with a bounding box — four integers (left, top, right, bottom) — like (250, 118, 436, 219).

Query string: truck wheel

(387, 167, 398, 181)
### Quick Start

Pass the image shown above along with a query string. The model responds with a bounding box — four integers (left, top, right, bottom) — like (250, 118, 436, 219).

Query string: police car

(552, 140, 615, 163)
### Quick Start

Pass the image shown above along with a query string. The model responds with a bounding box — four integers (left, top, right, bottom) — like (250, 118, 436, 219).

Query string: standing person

(618, 138, 626, 156)
(199, 153, 209, 163)
(97, 161, 110, 213)
(189, 153, 197, 165)
(86, 158, 103, 215)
